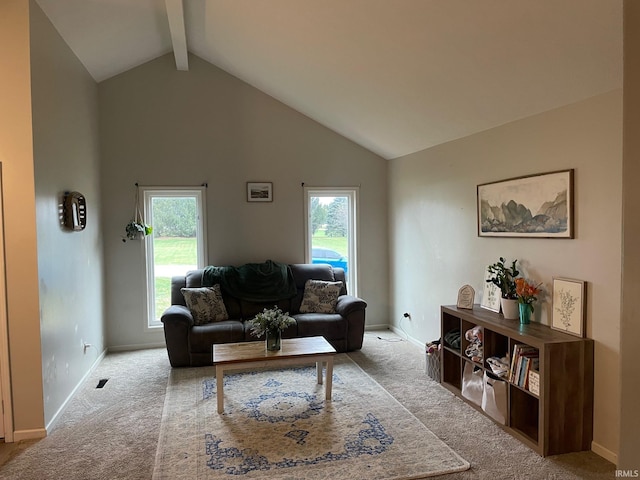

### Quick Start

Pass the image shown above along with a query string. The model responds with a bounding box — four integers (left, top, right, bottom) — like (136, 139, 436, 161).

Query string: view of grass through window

(148, 195, 201, 323)
(153, 237, 197, 318)
(312, 230, 347, 255)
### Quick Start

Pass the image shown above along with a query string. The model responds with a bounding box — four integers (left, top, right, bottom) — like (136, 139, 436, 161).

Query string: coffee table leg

(316, 361, 323, 385)
(325, 358, 333, 401)
(216, 365, 224, 413)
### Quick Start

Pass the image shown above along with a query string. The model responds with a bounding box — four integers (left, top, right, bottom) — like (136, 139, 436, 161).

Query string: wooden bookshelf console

(440, 305, 594, 456)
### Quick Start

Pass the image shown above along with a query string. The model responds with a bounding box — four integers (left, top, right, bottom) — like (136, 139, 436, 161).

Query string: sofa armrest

(161, 305, 194, 367)
(335, 295, 367, 351)
(161, 304, 194, 327)
(335, 295, 367, 317)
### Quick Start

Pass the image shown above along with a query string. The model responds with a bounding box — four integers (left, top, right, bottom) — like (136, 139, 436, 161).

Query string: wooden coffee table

(212, 336, 337, 413)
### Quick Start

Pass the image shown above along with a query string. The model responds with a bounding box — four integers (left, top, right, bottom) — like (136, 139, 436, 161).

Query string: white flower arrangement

(247, 306, 295, 338)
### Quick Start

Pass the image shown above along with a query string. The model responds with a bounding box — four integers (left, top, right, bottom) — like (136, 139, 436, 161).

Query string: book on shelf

(528, 369, 540, 395)
(518, 357, 529, 387)
(518, 356, 539, 388)
(508, 344, 522, 382)
(509, 344, 539, 386)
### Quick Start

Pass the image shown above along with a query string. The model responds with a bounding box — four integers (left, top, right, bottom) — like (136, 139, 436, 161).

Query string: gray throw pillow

(299, 279, 343, 314)
(181, 285, 229, 325)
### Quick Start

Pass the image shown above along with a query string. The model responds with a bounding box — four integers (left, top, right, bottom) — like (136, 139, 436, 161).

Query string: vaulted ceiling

(34, 0, 622, 159)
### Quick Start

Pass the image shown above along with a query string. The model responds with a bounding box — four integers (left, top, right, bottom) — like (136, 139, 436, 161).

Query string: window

(304, 187, 358, 295)
(143, 187, 207, 329)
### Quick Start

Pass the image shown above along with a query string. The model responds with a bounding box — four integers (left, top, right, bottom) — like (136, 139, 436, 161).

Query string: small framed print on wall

(247, 182, 273, 202)
(551, 277, 586, 337)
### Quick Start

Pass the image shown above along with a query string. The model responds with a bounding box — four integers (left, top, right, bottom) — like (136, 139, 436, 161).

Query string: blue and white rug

(153, 355, 469, 479)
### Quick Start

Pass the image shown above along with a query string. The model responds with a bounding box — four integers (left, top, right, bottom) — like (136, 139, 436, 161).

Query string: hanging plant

(124, 184, 153, 240)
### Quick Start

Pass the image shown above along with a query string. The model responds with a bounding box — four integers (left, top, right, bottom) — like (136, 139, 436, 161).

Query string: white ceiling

(34, 0, 622, 160)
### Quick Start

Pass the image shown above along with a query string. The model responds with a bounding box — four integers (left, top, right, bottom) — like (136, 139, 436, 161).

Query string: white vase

(500, 298, 519, 320)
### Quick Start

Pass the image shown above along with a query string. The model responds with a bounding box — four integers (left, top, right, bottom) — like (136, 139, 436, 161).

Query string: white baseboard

(13, 428, 46, 442)
(591, 441, 618, 465)
(45, 348, 107, 434)
(365, 324, 424, 349)
(364, 323, 389, 331)
(107, 342, 166, 352)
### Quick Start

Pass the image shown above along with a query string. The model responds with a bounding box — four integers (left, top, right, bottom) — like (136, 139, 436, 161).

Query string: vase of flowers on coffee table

(247, 306, 295, 351)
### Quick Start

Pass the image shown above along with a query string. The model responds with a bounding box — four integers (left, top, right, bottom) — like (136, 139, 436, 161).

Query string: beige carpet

(0, 348, 169, 480)
(352, 332, 615, 479)
(153, 355, 469, 479)
(0, 331, 616, 479)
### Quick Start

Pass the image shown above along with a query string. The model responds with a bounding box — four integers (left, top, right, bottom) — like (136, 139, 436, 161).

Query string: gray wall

(30, 3, 105, 427)
(98, 54, 389, 350)
(389, 91, 622, 461)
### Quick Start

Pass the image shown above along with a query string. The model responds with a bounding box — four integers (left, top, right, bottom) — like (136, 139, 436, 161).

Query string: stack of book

(509, 344, 539, 390)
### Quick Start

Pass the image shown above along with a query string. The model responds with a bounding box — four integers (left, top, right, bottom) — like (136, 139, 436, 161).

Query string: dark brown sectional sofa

(161, 263, 367, 367)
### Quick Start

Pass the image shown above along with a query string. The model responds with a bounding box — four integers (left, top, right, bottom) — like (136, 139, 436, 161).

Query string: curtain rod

(134, 182, 208, 188)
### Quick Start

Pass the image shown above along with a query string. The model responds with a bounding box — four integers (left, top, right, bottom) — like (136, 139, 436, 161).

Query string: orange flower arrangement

(515, 278, 541, 312)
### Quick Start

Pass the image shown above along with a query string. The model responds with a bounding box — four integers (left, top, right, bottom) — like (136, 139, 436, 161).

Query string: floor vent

(96, 379, 109, 389)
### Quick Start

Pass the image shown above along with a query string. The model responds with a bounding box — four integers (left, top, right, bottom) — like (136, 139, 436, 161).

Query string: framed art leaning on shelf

(481, 266, 501, 312)
(551, 277, 586, 337)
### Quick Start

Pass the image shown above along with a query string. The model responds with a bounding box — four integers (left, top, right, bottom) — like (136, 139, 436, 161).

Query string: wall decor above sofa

(477, 169, 574, 238)
(247, 181, 273, 202)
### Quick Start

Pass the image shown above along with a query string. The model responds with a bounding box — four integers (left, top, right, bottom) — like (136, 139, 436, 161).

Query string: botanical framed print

(481, 266, 501, 313)
(247, 182, 273, 202)
(551, 277, 586, 337)
(477, 169, 574, 238)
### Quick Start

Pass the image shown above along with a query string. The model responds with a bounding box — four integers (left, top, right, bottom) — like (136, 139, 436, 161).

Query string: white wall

(389, 91, 622, 459)
(30, 3, 105, 427)
(98, 54, 389, 350)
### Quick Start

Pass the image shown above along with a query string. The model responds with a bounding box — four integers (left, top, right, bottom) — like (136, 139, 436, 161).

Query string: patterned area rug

(153, 354, 469, 479)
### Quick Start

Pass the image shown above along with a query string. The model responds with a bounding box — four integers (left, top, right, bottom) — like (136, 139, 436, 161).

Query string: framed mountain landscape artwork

(477, 169, 574, 238)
